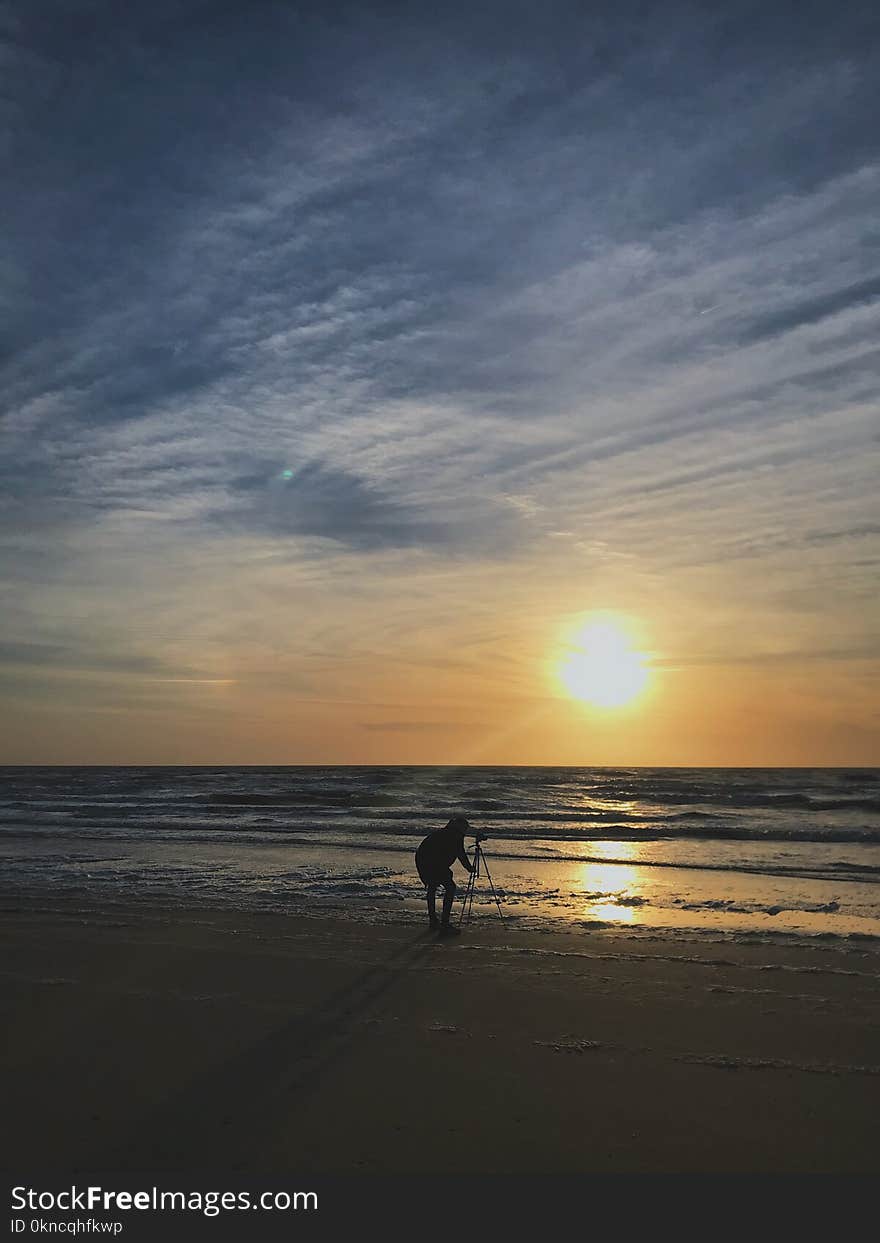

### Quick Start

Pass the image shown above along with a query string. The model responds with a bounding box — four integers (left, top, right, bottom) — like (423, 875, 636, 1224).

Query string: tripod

(458, 839, 505, 926)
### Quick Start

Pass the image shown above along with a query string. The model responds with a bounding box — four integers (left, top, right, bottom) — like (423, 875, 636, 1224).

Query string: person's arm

(457, 840, 474, 873)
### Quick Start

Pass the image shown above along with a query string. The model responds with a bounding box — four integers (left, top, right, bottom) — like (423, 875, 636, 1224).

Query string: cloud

(0, 639, 167, 675)
(1, 1, 878, 751)
(738, 273, 880, 344)
(360, 721, 489, 732)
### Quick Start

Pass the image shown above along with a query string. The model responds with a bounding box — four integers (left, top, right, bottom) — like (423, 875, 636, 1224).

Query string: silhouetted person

(415, 815, 475, 937)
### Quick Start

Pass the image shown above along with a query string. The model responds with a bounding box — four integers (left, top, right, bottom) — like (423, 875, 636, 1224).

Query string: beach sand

(3, 902, 879, 1174)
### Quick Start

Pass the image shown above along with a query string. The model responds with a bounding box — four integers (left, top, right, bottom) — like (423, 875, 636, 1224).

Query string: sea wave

(2, 814, 880, 845)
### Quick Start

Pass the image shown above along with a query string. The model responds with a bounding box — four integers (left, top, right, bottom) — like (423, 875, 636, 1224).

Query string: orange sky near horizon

(3, 577, 876, 766)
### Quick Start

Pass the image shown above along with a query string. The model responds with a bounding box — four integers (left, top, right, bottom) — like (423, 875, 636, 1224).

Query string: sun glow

(557, 617, 651, 709)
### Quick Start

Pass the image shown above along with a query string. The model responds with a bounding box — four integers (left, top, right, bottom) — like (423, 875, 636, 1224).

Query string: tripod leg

(467, 846, 482, 923)
(465, 869, 475, 925)
(479, 853, 506, 922)
(459, 862, 476, 926)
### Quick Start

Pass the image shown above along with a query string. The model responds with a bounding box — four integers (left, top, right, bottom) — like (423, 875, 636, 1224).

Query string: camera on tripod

(460, 829, 504, 925)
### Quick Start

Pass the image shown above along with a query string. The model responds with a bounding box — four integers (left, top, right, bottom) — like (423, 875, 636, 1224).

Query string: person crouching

(414, 815, 475, 937)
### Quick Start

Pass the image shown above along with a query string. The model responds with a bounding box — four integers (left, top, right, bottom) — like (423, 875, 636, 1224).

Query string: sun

(556, 617, 650, 709)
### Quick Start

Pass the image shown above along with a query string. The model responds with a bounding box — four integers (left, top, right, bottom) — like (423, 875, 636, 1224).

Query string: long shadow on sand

(100, 927, 440, 1169)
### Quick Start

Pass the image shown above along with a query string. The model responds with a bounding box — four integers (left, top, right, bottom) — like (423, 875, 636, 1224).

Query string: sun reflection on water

(579, 841, 645, 925)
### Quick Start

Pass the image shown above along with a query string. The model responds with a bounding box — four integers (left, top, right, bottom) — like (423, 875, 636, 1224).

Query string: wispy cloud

(1, 1, 878, 760)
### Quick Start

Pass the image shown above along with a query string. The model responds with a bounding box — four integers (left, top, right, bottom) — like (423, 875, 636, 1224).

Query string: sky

(1, 0, 879, 765)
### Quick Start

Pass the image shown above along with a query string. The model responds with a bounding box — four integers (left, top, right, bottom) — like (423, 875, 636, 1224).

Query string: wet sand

(3, 902, 879, 1173)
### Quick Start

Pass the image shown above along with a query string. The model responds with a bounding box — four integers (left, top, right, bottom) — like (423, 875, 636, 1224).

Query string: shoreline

(4, 887, 880, 952)
(3, 857, 880, 947)
(4, 899, 880, 1173)
(4, 827, 879, 944)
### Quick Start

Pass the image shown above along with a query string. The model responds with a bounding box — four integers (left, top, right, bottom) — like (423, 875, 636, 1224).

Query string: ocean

(2, 765, 879, 945)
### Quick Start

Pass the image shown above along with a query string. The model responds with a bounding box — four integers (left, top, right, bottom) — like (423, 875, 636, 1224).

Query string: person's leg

(417, 854, 439, 928)
(426, 884, 439, 928)
(440, 875, 456, 926)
